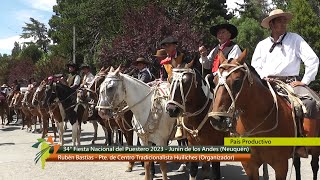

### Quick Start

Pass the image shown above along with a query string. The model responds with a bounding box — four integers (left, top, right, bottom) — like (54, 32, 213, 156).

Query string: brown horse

(0, 92, 10, 125)
(166, 66, 229, 180)
(209, 50, 320, 180)
(30, 82, 57, 140)
(10, 91, 31, 130)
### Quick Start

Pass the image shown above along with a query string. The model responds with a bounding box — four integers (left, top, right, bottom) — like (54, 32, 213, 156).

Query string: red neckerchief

(160, 50, 176, 65)
(211, 40, 231, 72)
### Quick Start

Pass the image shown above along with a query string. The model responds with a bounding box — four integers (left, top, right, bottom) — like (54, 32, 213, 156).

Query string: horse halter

(96, 74, 124, 111)
(167, 68, 196, 113)
(209, 63, 253, 119)
(167, 68, 211, 117)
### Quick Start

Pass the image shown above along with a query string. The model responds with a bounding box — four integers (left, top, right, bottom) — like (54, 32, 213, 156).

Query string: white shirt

(82, 72, 94, 86)
(199, 42, 242, 69)
(251, 32, 319, 85)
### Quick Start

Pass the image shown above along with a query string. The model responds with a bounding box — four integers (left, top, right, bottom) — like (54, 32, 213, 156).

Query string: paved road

(0, 120, 315, 180)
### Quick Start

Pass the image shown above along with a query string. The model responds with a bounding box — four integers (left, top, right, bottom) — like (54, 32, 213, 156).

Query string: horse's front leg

(144, 161, 151, 180)
(91, 120, 98, 144)
(77, 121, 81, 147)
(241, 160, 260, 180)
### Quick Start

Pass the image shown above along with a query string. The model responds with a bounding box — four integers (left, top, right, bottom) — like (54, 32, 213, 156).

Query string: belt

(267, 76, 299, 83)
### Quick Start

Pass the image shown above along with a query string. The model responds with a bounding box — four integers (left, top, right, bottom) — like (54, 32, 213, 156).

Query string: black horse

(44, 81, 84, 146)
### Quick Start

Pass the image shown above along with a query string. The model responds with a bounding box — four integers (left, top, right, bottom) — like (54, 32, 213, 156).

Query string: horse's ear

(105, 66, 110, 73)
(99, 67, 105, 73)
(236, 49, 247, 65)
(114, 65, 121, 75)
(218, 50, 227, 64)
(185, 59, 194, 68)
(109, 66, 115, 73)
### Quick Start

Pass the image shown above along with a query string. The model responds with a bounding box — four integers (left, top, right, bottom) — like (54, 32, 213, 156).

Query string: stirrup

(174, 126, 183, 138)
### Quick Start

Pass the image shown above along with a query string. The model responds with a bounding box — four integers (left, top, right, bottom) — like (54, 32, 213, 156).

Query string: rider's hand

(198, 46, 207, 57)
(290, 81, 305, 87)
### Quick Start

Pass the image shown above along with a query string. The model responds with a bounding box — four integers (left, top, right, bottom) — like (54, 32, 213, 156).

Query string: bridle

(209, 63, 254, 118)
(166, 68, 212, 137)
(96, 74, 124, 111)
(167, 68, 211, 117)
(96, 73, 155, 114)
(208, 62, 280, 137)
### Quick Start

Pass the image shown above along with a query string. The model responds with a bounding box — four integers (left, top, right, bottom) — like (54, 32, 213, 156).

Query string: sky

(0, 0, 243, 55)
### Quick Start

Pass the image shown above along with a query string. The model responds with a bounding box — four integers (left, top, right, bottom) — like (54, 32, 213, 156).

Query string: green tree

(230, 17, 268, 62)
(19, 44, 43, 63)
(21, 18, 50, 53)
(287, 0, 320, 91)
(288, 0, 320, 56)
(11, 41, 21, 58)
(236, 0, 270, 21)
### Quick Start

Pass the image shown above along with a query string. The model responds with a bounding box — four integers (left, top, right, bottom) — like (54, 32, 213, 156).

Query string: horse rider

(64, 63, 81, 90)
(27, 78, 37, 91)
(251, 9, 320, 158)
(80, 64, 95, 87)
(132, 57, 154, 83)
(159, 36, 191, 82)
(198, 23, 242, 88)
(153, 49, 167, 81)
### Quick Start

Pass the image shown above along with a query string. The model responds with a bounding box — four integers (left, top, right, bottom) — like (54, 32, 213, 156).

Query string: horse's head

(43, 81, 57, 108)
(166, 62, 197, 117)
(22, 89, 34, 107)
(97, 66, 124, 118)
(86, 66, 110, 101)
(32, 80, 48, 106)
(209, 49, 254, 132)
(10, 92, 23, 108)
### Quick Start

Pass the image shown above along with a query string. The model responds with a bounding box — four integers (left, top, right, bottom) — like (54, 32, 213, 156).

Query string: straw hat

(154, 49, 167, 57)
(210, 23, 238, 39)
(261, 9, 293, 29)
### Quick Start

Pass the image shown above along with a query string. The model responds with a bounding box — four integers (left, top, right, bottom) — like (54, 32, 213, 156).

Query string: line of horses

(1, 50, 320, 180)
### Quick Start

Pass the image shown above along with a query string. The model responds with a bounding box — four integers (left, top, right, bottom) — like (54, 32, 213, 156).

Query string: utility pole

(73, 25, 76, 64)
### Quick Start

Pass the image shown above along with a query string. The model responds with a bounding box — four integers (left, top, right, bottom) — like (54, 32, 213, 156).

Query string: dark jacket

(138, 68, 153, 83)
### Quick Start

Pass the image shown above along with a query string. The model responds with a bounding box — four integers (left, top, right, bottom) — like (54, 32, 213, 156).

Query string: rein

(167, 68, 212, 137)
(208, 63, 280, 137)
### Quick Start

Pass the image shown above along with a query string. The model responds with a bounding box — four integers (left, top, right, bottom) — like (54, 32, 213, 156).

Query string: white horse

(97, 67, 176, 180)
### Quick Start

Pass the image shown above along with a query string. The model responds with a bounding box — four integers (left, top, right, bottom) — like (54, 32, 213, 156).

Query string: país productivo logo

(32, 136, 60, 169)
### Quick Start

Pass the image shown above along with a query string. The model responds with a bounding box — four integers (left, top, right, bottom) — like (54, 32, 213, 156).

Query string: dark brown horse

(209, 50, 320, 180)
(166, 66, 228, 180)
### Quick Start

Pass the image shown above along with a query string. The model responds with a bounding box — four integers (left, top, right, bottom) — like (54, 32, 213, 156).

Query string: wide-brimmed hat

(210, 23, 238, 39)
(154, 49, 167, 57)
(80, 64, 90, 69)
(261, 9, 293, 28)
(160, 36, 178, 46)
(66, 63, 78, 69)
(132, 57, 151, 65)
(1, 84, 8, 88)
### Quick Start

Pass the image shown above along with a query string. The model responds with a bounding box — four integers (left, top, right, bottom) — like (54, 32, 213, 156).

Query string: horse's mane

(55, 82, 76, 99)
(246, 63, 268, 87)
(120, 73, 150, 88)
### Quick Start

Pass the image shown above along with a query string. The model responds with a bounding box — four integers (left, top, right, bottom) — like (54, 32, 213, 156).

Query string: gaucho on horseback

(251, 9, 320, 158)
(198, 23, 242, 88)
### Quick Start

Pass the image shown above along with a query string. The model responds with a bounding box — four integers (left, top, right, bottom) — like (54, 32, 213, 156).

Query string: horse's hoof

(125, 167, 132, 172)
(21, 127, 24, 130)
(176, 163, 187, 172)
(189, 175, 196, 180)
(91, 140, 95, 145)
